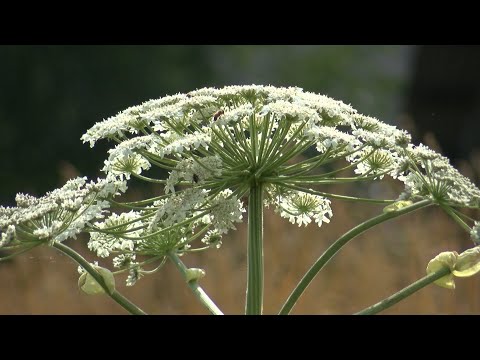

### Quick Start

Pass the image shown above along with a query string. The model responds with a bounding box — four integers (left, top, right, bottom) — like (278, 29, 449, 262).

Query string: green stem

(440, 204, 472, 233)
(52, 242, 147, 315)
(279, 199, 432, 315)
(168, 252, 223, 315)
(355, 266, 451, 315)
(0, 243, 41, 262)
(246, 183, 264, 315)
(131, 173, 172, 183)
(282, 183, 395, 204)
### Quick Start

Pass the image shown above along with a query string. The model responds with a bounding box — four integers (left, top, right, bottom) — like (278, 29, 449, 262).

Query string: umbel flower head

(77, 85, 480, 285)
(0, 176, 127, 249)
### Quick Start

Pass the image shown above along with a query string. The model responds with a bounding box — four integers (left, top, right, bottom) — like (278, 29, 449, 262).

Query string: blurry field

(1, 178, 479, 315)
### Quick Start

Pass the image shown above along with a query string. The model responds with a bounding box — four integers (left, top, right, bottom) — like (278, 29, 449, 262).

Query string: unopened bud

(383, 200, 413, 213)
(78, 265, 115, 295)
(453, 247, 480, 278)
(185, 268, 205, 283)
(426, 251, 457, 290)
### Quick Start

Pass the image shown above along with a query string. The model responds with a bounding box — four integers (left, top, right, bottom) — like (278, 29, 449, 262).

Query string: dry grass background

(2, 177, 480, 315)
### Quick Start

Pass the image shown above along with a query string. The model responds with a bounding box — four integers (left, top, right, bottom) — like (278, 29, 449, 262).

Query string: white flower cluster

(81, 94, 187, 148)
(201, 229, 223, 249)
(149, 188, 208, 229)
(83, 85, 416, 185)
(126, 267, 142, 287)
(274, 190, 333, 227)
(3, 84, 478, 289)
(0, 225, 15, 248)
(307, 125, 361, 154)
(396, 144, 480, 207)
(212, 103, 254, 126)
(471, 221, 480, 244)
(0, 176, 127, 245)
(157, 130, 212, 158)
(351, 148, 402, 179)
(88, 211, 143, 258)
(80, 84, 480, 246)
(165, 155, 223, 194)
(204, 189, 246, 234)
(259, 100, 320, 123)
(100, 136, 156, 182)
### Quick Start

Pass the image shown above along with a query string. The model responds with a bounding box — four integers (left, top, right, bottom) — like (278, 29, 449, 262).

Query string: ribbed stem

(245, 183, 264, 315)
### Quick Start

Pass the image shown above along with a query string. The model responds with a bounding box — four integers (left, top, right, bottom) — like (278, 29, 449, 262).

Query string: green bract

(426, 247, 480, 290)
(185, 268, 206, 283)
(426, 251, 457, 289)
(78, 265, 116, 295)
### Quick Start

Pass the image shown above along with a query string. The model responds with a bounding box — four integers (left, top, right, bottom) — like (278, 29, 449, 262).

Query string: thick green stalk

(52, 242, 147, 315)
(355, 266, 451, 315)
(246, 183, 264, 315)
(168, 252, 223, 315)
(279, 199, 432, 315)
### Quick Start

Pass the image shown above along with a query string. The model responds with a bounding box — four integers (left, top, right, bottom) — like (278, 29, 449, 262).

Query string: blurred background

(1, 45, 480, 314)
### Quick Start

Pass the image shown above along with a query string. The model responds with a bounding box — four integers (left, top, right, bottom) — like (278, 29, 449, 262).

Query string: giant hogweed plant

(2, 85, 480, 315)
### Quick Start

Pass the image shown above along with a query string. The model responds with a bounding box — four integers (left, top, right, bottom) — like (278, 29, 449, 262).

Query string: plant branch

(168, 252, 224, 315)
(279, 199, 432, 315)
(355, 266, 451, 315)
(52, 242, 147, 315)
